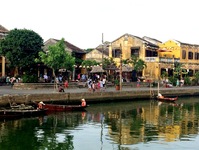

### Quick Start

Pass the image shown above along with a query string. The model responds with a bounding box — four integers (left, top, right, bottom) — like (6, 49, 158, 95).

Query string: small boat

(0, 109, 47, 120)
(43, 104, 88, 112)
(157, 96, 178, 102)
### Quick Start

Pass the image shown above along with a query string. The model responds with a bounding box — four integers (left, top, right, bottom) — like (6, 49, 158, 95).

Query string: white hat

(39, 101, 45, 105)
(81, 98, 85, 101)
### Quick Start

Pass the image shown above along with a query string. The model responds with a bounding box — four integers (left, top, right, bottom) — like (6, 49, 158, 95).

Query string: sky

(1, 0, 199, 49)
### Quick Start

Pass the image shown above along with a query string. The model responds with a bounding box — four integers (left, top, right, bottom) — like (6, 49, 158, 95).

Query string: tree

(81, 59, 99, 74)
(0, 28, 43, 73)
(37, 38, 75, 87)
(173, 62, 188, 79)
(102, 57, 116, 69)
(129, 56, 147, 77)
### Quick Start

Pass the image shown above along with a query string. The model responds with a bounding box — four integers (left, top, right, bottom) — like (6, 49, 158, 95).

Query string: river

(1, 96, 199, 150)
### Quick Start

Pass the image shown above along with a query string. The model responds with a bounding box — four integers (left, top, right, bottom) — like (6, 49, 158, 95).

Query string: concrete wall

(0, 87, 199, 107)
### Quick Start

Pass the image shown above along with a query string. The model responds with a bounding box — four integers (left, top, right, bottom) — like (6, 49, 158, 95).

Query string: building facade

(43, 38, 86, 81)
(0, 25, 9, 77)
(158, 40, 199, 78)
(109, 33, 160, 81)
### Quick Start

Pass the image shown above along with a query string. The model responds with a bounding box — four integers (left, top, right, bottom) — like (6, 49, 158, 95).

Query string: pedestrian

(87, 78, 92, 92)
(137, 79, 140, 88)
(44, 74, 48, 82)
(92, 81, 95, 92)
(64, 80, 68, 88)
(102, 77, 106, 89)
(100, 79, 104, 91)
(176, 79, 179, 87)
(58, 84, 65, 92)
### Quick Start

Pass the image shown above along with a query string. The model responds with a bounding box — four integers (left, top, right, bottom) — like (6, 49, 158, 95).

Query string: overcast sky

(1, 0, 199, 49)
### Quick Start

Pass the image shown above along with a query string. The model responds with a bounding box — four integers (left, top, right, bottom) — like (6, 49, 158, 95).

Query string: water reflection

(0, 97, 199, 149)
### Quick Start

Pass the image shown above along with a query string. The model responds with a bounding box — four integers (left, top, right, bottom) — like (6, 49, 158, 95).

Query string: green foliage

(0, 28, 43, 68)
(81, 59, 99, 74)
(102, 57, 116, 69)
(168, 76, 178, 86)
(114, 79, 120, 86)
(85, 48, 93, 53)
(128, 55, 146, 75)
(184, 76, 191, 85)
(37, 38, 75, 76)
(173, 62, 188, 76)
(192, 71, 199, 85)
(161, 71, 168, 79)
(71, 52, 83, 65)
(81, 59, 99, 66)
(22, 74, 38, 83)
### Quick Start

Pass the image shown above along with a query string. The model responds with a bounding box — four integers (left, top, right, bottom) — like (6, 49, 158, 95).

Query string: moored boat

(157, 96, 178, 102)
(43, 104, 88, 112)
(0, 109, 47, 120)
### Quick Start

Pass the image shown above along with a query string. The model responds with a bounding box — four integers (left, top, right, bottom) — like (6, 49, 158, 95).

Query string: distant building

(85, 42, 110, 63)
(0, 25, 9, 77)
(158, 40, 199, 78)
(0, 25, 9, 39)
(109, 33, 160, 81)
(43, 38, 86, 80)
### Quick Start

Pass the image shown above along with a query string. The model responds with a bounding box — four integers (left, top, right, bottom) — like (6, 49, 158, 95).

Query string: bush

(184, 76, 191, 85)
(22, 74, 38, 83)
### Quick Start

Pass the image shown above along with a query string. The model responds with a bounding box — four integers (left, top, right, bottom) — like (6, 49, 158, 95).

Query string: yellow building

(109, 33, 199, 81)
(158, 40, 199, 78)
(109, 33, 161, 81)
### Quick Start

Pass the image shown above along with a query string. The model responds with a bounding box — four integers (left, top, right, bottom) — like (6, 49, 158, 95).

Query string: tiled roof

(175, 40, 199, 47)
(96, 47, 109, 56)
(112, 33, 159, 48)
(53, 39, 86, 54)
(0, 25, 9, 33)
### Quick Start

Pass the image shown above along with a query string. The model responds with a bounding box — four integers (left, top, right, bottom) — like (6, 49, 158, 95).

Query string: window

(145, 50, 158, 57)
(182, 50, 186, 59)
(112, 48, 121, 58)
(195, 52, 199, 60)
(131, 47, 140, 57)
(188, 52, 193, 59)
(188, 69, 193, 76)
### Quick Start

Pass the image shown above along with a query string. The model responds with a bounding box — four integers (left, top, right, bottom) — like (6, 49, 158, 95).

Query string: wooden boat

(43, 104, 88, 112)
(157, 96, 178, 102)
(0, 109, 47, 120)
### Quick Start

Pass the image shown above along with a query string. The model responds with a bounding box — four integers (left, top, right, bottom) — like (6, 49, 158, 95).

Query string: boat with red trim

(43, 104, 88, 112)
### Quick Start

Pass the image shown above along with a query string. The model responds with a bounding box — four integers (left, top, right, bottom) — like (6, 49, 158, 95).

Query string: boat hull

(0, 109, 47, 120)
(43, 104, 87, 112)
(157, 97, 178, 102)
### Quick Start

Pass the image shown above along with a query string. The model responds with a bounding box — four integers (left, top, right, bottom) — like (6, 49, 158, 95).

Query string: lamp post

(120, 44, 122, 91)
(102, 33, 104, 67)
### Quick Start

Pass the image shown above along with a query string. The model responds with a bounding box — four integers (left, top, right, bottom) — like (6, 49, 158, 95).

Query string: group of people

(87, 77, 106, 92)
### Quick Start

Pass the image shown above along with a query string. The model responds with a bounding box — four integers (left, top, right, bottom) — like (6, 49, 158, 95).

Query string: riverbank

(0, 85, 199, 106)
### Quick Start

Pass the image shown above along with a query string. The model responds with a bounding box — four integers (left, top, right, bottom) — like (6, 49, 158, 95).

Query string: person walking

(137, 79, 140, 88)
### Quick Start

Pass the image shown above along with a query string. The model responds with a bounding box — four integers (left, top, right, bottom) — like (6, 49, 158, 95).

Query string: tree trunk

(52, 69, 57, 90)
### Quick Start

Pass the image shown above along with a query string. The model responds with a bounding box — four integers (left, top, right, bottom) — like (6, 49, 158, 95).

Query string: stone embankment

(0, 83, 198, 107)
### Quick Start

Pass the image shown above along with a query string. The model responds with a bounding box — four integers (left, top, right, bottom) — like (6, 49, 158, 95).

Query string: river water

(1, 97, 199, 150)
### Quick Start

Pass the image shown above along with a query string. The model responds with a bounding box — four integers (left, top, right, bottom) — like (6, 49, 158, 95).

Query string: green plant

(22, 74, 38, 83)
(114, 79, 120, 86)
(184, 76, 191, 85)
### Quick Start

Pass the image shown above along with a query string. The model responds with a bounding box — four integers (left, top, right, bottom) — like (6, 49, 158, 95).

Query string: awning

(90, 66, 105, 73)
(157, 48, 172, 52)
(116, 64, 133, 72)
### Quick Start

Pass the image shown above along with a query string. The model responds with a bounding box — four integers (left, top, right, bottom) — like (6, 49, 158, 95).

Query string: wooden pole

(120, 44, 122, 91)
